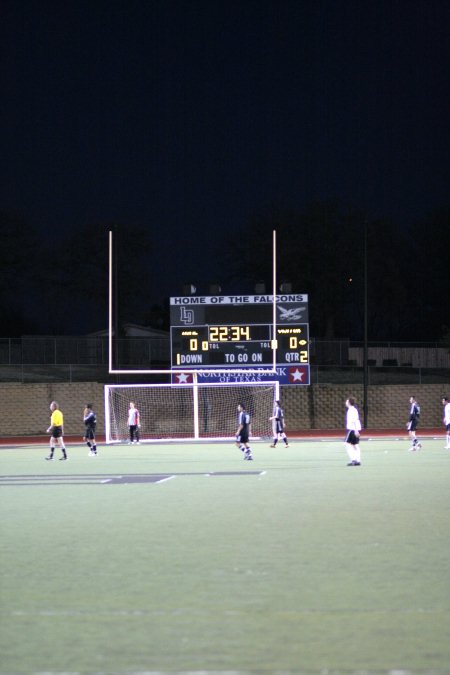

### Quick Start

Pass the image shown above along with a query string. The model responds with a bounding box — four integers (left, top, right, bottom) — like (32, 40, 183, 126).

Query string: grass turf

(1, 437, 450, 674)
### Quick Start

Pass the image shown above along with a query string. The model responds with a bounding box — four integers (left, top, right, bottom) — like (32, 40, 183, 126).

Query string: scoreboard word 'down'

(169, 294, 310, 385)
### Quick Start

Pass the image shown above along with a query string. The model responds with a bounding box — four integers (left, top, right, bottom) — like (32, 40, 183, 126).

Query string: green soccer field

(1, 438, 450, 674)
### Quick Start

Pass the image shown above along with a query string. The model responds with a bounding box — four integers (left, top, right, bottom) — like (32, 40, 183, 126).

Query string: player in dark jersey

(269, 400, 289, 447)
(236, 403, 253, 461)
(83, 403, 98, 456)
(407, 395, 422, 451)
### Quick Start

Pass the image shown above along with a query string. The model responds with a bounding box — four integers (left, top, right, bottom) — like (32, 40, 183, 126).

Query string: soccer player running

(269, 399, 289, 447)
(83, 403, 98, 456)
(407, 395, 422, 451)
(45, 401, 68, 461)
(127, 401, 140, 444)
(442, 396, 450, 449)
(236, 403, 253, 461)
(345, 397, 362, 466)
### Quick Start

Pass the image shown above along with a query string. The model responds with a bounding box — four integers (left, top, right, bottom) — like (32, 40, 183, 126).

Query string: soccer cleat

(270, 444, 276, 448)
(347, 460, 361, 466)
(45, 456, 54, 461)
(59, 456, 68, 461)
(244, 454, 253, 461)
(284, 444, 289, 448)
(89, 451, 97, 456)
(416, 443, 422, 450)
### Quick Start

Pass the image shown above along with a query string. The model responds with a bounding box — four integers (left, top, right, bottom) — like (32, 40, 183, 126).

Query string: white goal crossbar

(104, 380, 280, 443)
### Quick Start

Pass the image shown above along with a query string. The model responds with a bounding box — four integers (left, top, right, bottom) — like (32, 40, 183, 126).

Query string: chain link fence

(0, 336, 448, 384)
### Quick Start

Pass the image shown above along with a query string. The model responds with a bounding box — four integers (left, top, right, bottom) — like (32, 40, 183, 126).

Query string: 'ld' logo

(179, 306, 194, 325)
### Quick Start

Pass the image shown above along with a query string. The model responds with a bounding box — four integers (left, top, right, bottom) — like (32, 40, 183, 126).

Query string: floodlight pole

(108, 228, 121, 376)
(363, 220, 368, 428)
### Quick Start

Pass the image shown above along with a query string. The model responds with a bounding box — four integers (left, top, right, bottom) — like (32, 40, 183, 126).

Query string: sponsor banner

(172, 365, 309, 385)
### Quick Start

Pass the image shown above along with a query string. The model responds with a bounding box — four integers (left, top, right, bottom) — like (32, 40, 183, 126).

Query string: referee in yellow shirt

(45, 401, 68, 461)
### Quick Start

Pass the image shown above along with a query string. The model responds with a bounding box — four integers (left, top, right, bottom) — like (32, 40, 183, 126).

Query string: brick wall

(280, 383, 448, 430)
(0, 382, 104, 436)
(0, 381, 447, 436)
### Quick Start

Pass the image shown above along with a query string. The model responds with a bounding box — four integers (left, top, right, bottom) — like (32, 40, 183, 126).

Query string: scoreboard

(170, 293, 310, 385)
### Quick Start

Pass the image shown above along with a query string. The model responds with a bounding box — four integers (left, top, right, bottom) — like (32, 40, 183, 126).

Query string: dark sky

(1, 0, 449, 307)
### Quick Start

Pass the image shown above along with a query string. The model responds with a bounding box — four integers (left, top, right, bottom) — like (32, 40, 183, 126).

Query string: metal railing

(0, 337, 448, 384)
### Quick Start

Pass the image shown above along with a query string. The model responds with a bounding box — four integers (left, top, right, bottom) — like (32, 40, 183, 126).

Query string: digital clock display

(209, 325, 269, 342)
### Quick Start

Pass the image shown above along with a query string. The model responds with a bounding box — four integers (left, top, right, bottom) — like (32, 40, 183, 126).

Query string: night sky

(1, 0, 449, 327)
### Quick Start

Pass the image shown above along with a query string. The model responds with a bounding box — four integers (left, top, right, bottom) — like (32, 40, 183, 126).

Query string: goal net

(104, 381, 280, 443)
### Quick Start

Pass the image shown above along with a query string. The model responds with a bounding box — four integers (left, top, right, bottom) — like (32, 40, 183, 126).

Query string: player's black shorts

(85, 428, 95, 440)
(445, 423, 450, 432)
(409, 419, 418, 432)
(274, 420, 284, 434)
(239, 428, 250, 443)
(345, 430, 359, 445)
(51, 425, 63, 438)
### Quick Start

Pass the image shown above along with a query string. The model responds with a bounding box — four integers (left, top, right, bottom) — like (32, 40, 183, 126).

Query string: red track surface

(0, 428, 444, 445)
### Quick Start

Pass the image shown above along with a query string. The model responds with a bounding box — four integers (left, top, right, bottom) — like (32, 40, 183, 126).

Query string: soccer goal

(104, 380, 280, 443)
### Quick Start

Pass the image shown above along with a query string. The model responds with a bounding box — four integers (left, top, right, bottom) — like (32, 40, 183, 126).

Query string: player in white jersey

(127, 401, 141, 444)
(345, 397, 362, 466)
(442, 397, 450, 449)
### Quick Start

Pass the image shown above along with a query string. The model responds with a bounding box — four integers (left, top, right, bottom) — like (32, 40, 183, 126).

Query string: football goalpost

(106, 229, 281, 442)
(108, 229, 279, 376)
(104, 380, 280, 443)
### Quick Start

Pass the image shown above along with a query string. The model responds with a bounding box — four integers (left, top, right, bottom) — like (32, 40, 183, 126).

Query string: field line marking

(155, 475, 176, 484)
